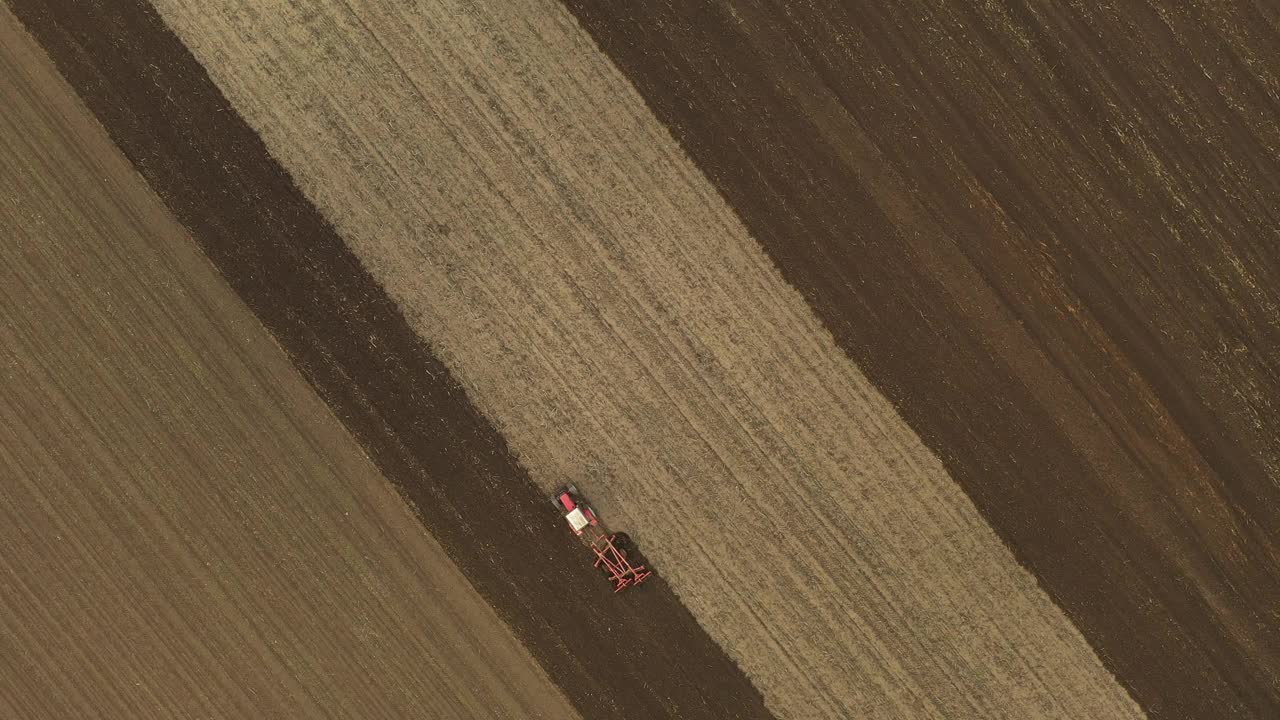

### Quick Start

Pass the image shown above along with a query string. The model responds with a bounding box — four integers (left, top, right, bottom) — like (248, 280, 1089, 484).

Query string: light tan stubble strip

(151, 0, 1145, 717)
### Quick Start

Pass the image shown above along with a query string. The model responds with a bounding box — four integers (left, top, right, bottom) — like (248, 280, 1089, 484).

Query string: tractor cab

(554, 485, 598, 535)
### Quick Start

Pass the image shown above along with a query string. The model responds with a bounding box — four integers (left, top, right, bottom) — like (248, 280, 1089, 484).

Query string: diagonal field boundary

(5, 2, 776, 718)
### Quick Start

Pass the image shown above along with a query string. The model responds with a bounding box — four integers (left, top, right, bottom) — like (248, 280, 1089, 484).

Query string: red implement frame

(585, 527, 653, 593)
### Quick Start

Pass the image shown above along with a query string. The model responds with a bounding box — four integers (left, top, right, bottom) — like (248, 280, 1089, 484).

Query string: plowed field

(6, 0, 1278, 718)
(0, 11, 574, 719)
(134, 0, 1140, 717)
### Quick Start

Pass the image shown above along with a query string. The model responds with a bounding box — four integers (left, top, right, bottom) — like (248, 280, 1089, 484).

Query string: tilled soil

(562, 1, 1280, 717)
(8, 0, 1278, 718)
(130, 0, 1143, 718)
(0, 10, 576, 719)
(5, 2, 773, 719)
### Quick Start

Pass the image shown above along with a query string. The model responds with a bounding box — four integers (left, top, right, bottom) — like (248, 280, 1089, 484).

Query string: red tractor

(553, 484, 653, 593)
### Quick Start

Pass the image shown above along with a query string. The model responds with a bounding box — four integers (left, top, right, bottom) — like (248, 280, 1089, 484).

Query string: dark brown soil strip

(560, 1, 1280, 718)
(5, 3, 775, 718)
